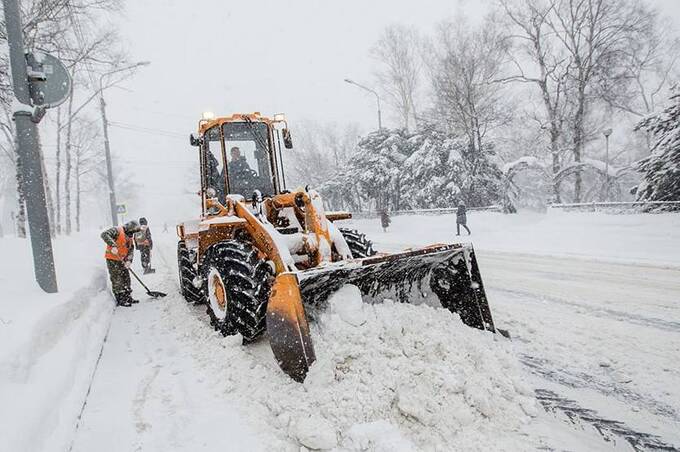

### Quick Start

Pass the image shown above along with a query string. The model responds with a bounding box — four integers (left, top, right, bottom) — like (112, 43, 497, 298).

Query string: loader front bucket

(266, 243, 495, 382)
(299, 243, 496, 332)
(266, 273, 316, 382)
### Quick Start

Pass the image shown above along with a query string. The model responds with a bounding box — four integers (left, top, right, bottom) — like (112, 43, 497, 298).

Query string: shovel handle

(129, 268, 151, 292)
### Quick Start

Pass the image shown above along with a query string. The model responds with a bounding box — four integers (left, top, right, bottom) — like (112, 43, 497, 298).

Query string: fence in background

(549, 201, 680, 213)
(350, 205, 502, 219)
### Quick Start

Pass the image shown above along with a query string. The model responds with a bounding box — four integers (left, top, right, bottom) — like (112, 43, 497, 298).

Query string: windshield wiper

(243, 116, 270, 153)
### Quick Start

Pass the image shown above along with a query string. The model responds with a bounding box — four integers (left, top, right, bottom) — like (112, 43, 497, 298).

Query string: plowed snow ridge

(169, 284, 537, 450)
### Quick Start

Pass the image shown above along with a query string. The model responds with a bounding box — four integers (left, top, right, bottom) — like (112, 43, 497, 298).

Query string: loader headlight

(206, 187, 217, 198)
(202, 111, 215, 120)
(273, 113, 286, 122)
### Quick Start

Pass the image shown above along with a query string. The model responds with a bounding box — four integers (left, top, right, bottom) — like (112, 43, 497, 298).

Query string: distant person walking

(380, 209, 391, 232)
(456, 201, 471, 236)
(134, 217, 155, 274)
(101, 220, 141, 307)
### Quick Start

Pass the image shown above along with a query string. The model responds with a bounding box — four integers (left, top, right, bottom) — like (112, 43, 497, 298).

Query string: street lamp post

(603, 128, 613, 201)
(344, 78, 382, 130)
(99, 61, 150, 226)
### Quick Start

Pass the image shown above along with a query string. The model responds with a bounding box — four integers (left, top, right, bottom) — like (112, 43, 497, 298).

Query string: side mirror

(189, 133, 201, 147)
(282, 128, 293, 149)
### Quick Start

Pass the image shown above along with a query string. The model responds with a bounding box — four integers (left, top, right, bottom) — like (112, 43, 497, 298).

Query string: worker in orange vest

(134, 217, 155, 274)
(101, 220, 142, 307)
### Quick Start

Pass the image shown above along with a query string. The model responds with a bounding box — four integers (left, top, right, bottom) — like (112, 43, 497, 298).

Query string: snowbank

(166, 283, 536, 451)
(0, 234, 115, 452)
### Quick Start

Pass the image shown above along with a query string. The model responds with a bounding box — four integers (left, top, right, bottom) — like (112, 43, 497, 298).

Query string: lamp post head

(603, 128, 613, 138)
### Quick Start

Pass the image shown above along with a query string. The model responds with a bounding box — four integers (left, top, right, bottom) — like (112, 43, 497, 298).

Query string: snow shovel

(129, 268, 167, 298)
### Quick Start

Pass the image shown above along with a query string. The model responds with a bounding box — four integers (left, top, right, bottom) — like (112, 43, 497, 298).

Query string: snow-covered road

(64, 212, 680, 451)
(70, 249, 264, 452)
(71, 240, 538, 451)
(480, 251, 680, 450)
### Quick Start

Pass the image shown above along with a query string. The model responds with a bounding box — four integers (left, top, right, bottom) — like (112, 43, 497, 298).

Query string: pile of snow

(302, 286, 536, 450)
(168, 284, 536, 451)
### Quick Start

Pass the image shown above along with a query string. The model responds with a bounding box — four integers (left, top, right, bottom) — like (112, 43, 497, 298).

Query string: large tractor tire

(339, 228, 377, 258)
(202, 240, 273, 341)
(177, 241, 203, 304)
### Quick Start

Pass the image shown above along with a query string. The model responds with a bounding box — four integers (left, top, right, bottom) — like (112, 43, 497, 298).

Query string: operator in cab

(227, 146, 256, 195)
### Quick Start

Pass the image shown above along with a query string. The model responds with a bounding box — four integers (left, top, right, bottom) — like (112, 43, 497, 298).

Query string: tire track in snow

(132, 364, 161, 436)
(535, 389, 679, 451)
(521, 353, 680, 423)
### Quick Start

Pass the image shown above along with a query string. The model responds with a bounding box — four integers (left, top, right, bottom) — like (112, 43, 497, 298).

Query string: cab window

(204, 126, 226, 202)
(222, 122, 274, 197)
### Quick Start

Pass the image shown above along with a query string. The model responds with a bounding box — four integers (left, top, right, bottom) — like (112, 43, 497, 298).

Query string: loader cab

(194, 113, 290, 213)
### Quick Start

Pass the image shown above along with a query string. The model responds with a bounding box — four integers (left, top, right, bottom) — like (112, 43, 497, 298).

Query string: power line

(66, 2, 99, 92)
(107, 121, 187, 140)
(127, 108, 197, 121)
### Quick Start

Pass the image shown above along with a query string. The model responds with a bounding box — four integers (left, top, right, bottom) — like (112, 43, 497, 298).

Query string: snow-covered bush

(635, 89, 680, 209)
(502, 157, 551, 212)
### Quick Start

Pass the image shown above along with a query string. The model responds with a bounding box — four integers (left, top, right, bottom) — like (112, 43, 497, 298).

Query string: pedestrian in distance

(101, 220, 142, 307)
(134, 217, 155, 274)
(456, 201, 471, 236)
(380, 209, 391, 232)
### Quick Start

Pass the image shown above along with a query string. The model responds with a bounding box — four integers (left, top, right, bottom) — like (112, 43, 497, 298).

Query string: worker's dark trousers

(456, 223, 471, 235)
(139, 246, 152, 270)
(106, 259, 131, 302)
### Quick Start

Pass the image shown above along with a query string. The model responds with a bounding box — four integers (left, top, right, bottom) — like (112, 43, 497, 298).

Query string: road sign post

(3, 0, 72, 294)
(116, 203, 127, 224)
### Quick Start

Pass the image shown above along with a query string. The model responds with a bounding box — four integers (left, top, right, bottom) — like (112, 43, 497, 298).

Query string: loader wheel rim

(208, 267, 228, 320)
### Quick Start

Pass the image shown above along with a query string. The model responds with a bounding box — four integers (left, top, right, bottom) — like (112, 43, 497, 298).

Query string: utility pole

(603, 128, 613, 202)
(98, 62, 150, 226)
(99, 95, 118, 226)
(3, 0, 58, 292)
(344, 78, 382, 130)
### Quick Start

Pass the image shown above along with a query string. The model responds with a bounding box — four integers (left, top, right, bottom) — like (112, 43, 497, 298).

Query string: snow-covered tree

(635, 89, 680, 205)
(319, 128, 409, 211)
(320, 125, 504, 211)
(400, 125, 464, 209)
(400, 124, 503, 208)
(347, 128, 410, 211)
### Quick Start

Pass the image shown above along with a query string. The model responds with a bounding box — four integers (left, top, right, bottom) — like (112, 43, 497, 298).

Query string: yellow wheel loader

(176, 112, 497, 382)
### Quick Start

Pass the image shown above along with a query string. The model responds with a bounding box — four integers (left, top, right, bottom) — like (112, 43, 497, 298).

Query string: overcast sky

(96, 0, 680, 226)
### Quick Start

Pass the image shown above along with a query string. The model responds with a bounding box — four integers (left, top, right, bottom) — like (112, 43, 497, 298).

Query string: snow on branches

(635, 89, 680, 206)
(320, 126, 503, 211)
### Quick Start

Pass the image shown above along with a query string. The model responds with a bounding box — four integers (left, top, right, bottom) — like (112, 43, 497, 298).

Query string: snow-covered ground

(352, 210, 680, 267)
(1, 210, 679, 451)
(0, 236, 113, 452)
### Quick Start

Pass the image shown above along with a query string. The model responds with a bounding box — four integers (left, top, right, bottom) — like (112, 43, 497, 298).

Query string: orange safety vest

(105, 226, 132, 261)
(134, 230, 150, 247)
